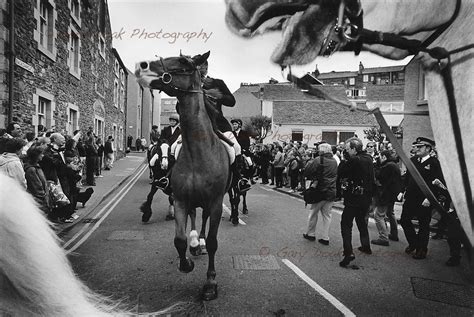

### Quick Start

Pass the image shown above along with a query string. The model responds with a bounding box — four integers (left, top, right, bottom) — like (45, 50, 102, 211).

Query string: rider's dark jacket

(202, 76, 235, 133)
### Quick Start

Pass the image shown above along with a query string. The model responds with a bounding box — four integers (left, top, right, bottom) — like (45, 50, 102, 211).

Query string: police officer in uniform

(400, 137, 444, 260)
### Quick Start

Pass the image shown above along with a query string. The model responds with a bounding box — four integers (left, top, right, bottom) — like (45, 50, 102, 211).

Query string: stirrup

(154, 177, 169, 190)
(238, 179, 251, 192)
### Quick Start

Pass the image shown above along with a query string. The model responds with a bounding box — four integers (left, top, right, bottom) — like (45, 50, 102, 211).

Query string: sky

(108, 0, 412, 92)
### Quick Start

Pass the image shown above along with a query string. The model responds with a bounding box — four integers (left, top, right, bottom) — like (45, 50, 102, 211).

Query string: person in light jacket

(272, 145, 285, 188)
(302, 143, 338, 245)
(0, 137, 27, 188)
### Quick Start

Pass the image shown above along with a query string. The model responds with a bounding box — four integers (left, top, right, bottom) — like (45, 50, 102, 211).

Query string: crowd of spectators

(248, 136, 468, 268)
(0, 123, 116, 224)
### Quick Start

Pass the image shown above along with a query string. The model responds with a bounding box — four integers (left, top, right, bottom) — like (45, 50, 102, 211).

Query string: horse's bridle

(153, 57, 203, 94)
(321, 0, 462, 57)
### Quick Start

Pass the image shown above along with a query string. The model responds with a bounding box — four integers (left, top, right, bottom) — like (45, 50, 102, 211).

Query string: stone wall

(10, 0, 127, 158)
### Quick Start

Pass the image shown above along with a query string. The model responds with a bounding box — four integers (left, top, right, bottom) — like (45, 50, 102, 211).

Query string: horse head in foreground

(225, 0, 474, 247)
(135, 52, 232, 300)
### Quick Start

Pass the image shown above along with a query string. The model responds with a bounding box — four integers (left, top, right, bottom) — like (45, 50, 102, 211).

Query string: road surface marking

(222, 203, 247, 225)
(282, 259, 356, 317)
(64, 164, 147, 252)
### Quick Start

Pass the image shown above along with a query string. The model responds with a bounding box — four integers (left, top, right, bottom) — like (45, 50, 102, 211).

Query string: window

(34, 0, 57, 60)
(69, 0, 81, 27)
(114, 60, 119, 77)
(68, 25, 81, 78)
(94, 116, 104, 140)
(98, 0, 106, 34)
(114, 80, 119, 108)
(291, 130, 303, 142)
(98, 34, 106, 58)
(349, 77, 355, 85)
(359, 89, 366, 97)
(321, 131, 355, 145)
(418, 67, 428, 101)
(120, 87, 125, 112)
(339, 132, 355, 143)
(33, 89, 56, 134)
(119, 127, 124, 150)
(67, 104, 79, 135)
(363, 75, 369, 82)
(321, 131, 337, 145)
(38, 98, 47, 128)
(113, 125, 117, 149)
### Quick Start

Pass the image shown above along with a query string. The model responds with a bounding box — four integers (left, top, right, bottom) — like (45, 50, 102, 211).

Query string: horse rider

(154, 113, 181, 190)
(198, 58, 250, 192)
(157, 57, 251, 193)
(231, 118, 251, 154)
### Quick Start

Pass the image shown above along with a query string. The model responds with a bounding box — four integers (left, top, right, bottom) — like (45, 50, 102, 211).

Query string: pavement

(56, 151, 148, 234)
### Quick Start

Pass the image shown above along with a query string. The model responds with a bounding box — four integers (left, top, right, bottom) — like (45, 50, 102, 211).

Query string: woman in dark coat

(371, 150, 402, 246)
(24, 145, 51, 214)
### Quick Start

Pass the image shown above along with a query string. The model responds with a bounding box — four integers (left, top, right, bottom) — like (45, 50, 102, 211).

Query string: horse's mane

(0, 173, 194, 316)
(0, 173, 128, 316)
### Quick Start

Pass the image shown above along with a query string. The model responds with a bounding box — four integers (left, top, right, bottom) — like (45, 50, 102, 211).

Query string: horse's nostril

(140, 62, 148, 70)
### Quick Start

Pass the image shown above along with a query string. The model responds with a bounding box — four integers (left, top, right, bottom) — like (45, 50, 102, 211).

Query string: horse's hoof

(141, 211, 152, 223)
(242, 209, 248, 215)
(231, 217, 239, 225)
(178, 258, 194, 273)
(190, 245, 202, 256)
(201, 282, 218, 301)
(200, 244, 208, 255)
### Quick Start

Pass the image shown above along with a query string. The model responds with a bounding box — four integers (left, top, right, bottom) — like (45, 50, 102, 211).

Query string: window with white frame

(34, 0, 57, 61)
(113, 125, 117, 149)
(67, 105, 79, 135)
(33, 89, 55, 134)
(363, 75, 369, 82)
(69, 0, 81, 27)
(68, 25, 81, 78)
(119, 127, 124, 150)
(94, 116, 104, 140)
(349, 77, 355, 85)
(120, 87, 125, 112)
(98, 34, 105, 59)
(114, 60, 119, 77)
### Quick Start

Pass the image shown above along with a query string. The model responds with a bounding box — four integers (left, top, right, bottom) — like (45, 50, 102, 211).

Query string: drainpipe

(7, 0, 15, 124)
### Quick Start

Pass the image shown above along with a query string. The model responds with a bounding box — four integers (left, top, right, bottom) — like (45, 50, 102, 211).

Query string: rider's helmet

(169, 113, 180, 123)
(230, 119, 242, 127)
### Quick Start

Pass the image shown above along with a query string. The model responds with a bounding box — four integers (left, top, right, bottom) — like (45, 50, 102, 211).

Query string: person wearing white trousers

(302, 143, 338, 245)
(306, 200, 334, 244)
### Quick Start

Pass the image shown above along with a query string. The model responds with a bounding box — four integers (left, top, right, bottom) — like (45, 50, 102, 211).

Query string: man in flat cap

(400, 137, 444, 260)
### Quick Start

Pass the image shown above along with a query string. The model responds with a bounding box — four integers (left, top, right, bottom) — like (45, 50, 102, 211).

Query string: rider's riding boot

(232, 159, 250, 193)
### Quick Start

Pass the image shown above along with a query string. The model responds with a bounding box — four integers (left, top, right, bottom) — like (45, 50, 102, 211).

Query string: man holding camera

(338, 137, 375, 267)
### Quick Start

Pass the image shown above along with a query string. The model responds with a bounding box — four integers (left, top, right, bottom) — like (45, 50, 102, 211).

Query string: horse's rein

(157, 57, 203, 94)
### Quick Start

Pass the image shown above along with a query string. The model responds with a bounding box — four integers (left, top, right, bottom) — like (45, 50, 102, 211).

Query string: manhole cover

(82, 218, 99, 223)
(107, 230, 144, 240)
(411, 277, 474, 308)
(233, 255, 280, 270)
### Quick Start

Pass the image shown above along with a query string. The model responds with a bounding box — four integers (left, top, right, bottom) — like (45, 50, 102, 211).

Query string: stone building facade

(1, 0, 127, 158)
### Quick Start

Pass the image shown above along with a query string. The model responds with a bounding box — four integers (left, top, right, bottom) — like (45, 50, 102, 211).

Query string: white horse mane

(0, 173, 127, 316)
(0, 173, 192, 316)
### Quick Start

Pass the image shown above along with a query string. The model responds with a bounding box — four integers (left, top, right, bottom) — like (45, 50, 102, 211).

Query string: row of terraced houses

(0, 0, 160, 159)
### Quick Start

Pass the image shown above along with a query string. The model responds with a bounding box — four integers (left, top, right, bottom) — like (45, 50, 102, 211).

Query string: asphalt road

(64, 168, 474, 316)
